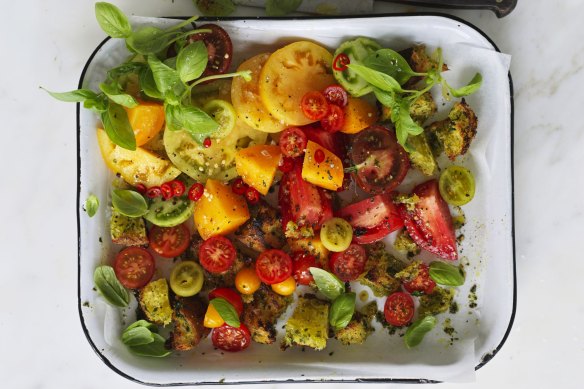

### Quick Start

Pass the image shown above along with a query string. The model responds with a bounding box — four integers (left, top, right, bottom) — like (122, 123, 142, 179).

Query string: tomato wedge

(255, 249, 293, 285)
(212, 323, 252, 352)
(209, 287, 244, 316)
(350, 125, 409, 194)
(188, 24, 233, 77)
(198, 236, 237, 273)
(279, 127, 308, 158)
(384, 292, 415, 327)
(148, 223, 190, 258)
(399, 179, 458, 260)
(402, 263, 436, 295)
(329, 243, 367, 282)
(292, 252, 319, 286)
(113, 247, 155, 289)
(336, 194, 404, 244)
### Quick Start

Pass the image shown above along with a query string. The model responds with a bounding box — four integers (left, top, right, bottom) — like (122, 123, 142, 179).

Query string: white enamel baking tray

(77, 13, 515, 385)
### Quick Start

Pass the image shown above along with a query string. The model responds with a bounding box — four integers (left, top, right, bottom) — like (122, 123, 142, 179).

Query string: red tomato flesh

(113, 247, 155, 289)
(402, 263, 436, 295)
(188, 24, 233, 77)
(209, 287, 244, 316)
(292, 252, 319, 286)
(329, 243, 367, 282)
(384, 292, 415, 327)
(212, 323, 251, 352)
(255, 249, 293, 285)
(198, 236, 237, 273)
(280, 127, 308, 158)
(148, 223, 190, 258)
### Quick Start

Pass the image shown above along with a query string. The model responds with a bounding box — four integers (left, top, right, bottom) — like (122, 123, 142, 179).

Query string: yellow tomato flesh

(203, 304, 225, 328)
(271, 276, 297, 296)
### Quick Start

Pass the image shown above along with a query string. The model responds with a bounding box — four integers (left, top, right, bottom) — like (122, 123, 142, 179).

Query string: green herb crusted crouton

(393, 230, 421, 257)
(282, 296, 329, 351)
(169, 296, 210, 351)
(110, 207, 148, 246)
(242, 285, 292, 344)
(418, 286, 455, 317)
(358, 243, 406, 297)
(334, 301, 377, 345)
(138, 279, 173, 326)
(427, 100, 478, 160)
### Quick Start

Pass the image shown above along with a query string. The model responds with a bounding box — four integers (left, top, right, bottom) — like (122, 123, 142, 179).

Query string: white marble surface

(2, 0, 583, 388)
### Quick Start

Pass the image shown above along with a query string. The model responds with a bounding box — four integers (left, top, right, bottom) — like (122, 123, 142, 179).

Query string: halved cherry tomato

(255, 249, 292, 285)
(170, 261, 204, 297)
(204, 304, 225, 328)
(350, 125, 410, 194)
(148, 223, 190, 258)
(402, 263, 436, 295)
(209, 287, 244, 316)
(321, 104, 345, 133)
(323, 85, 348, 107)
(271, 276, 296, 296)
(320, 217, 353, 252)
(188, 24, 233, 77)
(279, 127, 308, 158)
(113, 247, 155, 289)
(170, 180, 186, 197)
(336, 194, 404, 244)
(292, 252, 319, 286)
(235, 267, 261, 295)
(212, 323, 251, 352)
(231, 177, 248, 195)
(301, 91, 329, 121)
(328, 243, 367, 282)
(384, 292, 415, 327)
(399, 179, 458, 260)
(198, 236, 237, 273)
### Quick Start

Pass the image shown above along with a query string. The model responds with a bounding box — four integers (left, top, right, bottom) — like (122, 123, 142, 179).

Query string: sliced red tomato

(148, 223, 190, 258)
(329, 243, 367, 282)
(301, 91, 329, 121)
(323, 85, 348, 107)
(212, 323, 251, 352)
(198, 236, 237, 273)
(279, 127, 308, 158)
(321, 104, 345, 133)
(384, 292, 415, 327)
(188, 24, 233, 77)
(169, 180, 186, 197)
(304, 124, 348, 164)
(255, 249, 293, 285)
(350, 125, 410, 194)
(402, 263, 436, 295)
(336, 194, 404, 244)
(399, 179, 458, 260)
(113, 247, 155, 289)
(292, 252, 319, 286)
(209, 287, 244, 316)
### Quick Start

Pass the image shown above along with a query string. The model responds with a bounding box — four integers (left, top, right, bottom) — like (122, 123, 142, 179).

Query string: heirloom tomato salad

(53, 3, 483, 356)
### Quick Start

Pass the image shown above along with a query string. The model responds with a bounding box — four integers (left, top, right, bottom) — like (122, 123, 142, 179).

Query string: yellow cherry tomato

(235, 267, 261, 295)
(203, 304, 225, 328)
(320, 217, 353, 252)
(271, 276, 297, 296)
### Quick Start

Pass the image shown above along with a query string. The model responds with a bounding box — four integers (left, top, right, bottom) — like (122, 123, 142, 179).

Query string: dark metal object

(380, 0, 517, 17)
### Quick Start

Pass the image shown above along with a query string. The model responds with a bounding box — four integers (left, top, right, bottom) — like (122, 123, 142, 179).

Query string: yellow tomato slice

(320, 217, 353, 252)
(259, 41, 335, 126)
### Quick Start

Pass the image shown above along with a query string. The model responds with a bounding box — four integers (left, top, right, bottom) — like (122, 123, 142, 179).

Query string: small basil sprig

(347, 63, 406, 93)
(122, 320, 171, 357)
(95, 2, 131, 38)
(93, 265, 130, 307)
(404, 315, 437, 348)
(177, 41, 208, 83)
(111, 189, 148, 217)
(84, 194, 99, 217)
(329, 292, 356, 330)
(363, 49, 423, 86)
(309, 267, 345, 300)
(449, 73, 483, 98)
(99, 82, 138, 108)
(210, 298, 240, 327)
(194, 0, 236, 16)
(429, 261, 465, 286)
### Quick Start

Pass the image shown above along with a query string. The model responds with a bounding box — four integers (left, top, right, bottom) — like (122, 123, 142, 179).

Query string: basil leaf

(111, 189, 148, 217)
(194, 0, 236, 16)
(107, 62, 144, 82)
(125, 319, 158, 333)
(84, 194, 99, 217)
(122, 326, 155, 346)
(139, 67, 163, 99)
(128, 27, 177, 55)
(177, 41, 208, 83)
(165, 104, 219, 143)
(364, 49, 417, 86)
(266, 0, 302, 16)
(329, 292, 356, 330)
(147, 55, 184, 100)
(101, 103, 136, 150)
(309, 267, 345, 300)
(404, 315, 437, 348)
(347, 63, 403, 93)
(84, 95, 108, 113)
(99, 82, 138, 108)
(210, 298, 240, 328)
(95, 2, 132, 38)
(93, 265, 130, 307)
(43, 88, 99, 103)
(128, 332, 171, 357)
(373, 87, 396, 108)
(429, 261, 465, 286)
(449, 73, 483, 98)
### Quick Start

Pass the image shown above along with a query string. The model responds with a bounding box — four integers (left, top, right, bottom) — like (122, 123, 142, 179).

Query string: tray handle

(379, 0, 517, 18)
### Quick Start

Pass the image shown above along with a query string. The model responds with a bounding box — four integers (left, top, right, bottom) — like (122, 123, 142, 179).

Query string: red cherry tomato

(198, 236, 237, 274)
(279, 127, 308, 158)
(329, 243, 367, 282)
(402, 263, 436, 295)
(148, 223, 190, 258)
(321, 104, 345, 133)
(188, 24, 233, 77)
(146, 186, 162, 198)
(231, 178, 248, 195)
(292, 252, 319, 286)
(113, 247, 155, 289)
(188, 183, 204, 202)
(332, 53, 350, 71)
(209, 287, 244, 316)
(301, 91, 329, 121)
(278, 157, 295, 173)
(384, 292, 415, 327)
(212, 323, 251, 352)
(255, 249, 293, 285)
(322, 85, 348, 107)
(160, 182, 173, 200)
(170, 180, 186, 197)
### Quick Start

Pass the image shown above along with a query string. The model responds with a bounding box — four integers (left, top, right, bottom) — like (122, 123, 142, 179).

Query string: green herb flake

(85, 194, 99, 217)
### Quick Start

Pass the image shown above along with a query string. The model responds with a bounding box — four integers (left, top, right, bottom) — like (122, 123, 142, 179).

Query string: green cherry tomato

(203, 99, 237, 139)
(320, 217, 353, 252)
(170, 261, 204, 297)
(439, 165, 476, 206)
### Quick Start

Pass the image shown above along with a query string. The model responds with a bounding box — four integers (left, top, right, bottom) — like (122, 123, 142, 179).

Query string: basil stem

(93, 265, 130, 307)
